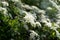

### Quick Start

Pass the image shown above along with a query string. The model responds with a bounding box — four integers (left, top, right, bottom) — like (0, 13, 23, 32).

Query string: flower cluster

(24, 11, 41, 28)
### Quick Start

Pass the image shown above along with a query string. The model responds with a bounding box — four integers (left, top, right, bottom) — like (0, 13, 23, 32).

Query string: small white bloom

(31, 21, 36, 27)
(54, 23, 59, 27)
(32, 6, 39, 10)
(45, 22, 52, 27)
(56, 14, 60, 19)
(2, 8, 7, 14)
(55, 30, 60, 39)
(40, 14, 46, 19)
(47, 7, 52, 10)
(51, 23, 60, 30)
(41, 19, 47, 23)
(24, 13, 35, 22)
(2, 1, 9, 6)
(51, 27, 59, 30)
(36, 22, 41, 27)
(29, 30, 39, 40)
(12, 0, 19, 2)
(38, 10, 45, 14)
(22, 4, 32, 10)
(24, 12, 36, 27)
(56, 20, 60, 25)
(0, 7, 7, 14)
(49, 0, 60, 11)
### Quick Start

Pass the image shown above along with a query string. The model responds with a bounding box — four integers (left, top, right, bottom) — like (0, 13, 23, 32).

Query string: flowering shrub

(0, 0, 60, 40)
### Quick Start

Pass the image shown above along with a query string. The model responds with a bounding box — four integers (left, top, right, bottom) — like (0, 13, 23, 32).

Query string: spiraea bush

(0, 0, 60, 40)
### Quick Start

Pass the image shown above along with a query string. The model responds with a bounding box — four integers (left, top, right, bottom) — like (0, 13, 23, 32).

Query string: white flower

(0, 7, 7, 14)
(24, 13, 35, 23)
(22, 4, 32, 10)
(56, 20, 60, 24)
(47, 7, 52, 10)
(31, 21, 36, 27)
(24, 12, 36, 27)
(49, 0, 60, 11)
(56, 14, 60, 19)
(38, 10, 45, 14)
(12, 0, 19, 2)
(40, 19, 47, 23)
(36, 22, 41, 27)
(24, 12, 41, 28)
(32, 6, 45, 14)
(2, 8, 7, 15)
(2, 1, 9, 6)
(54, 23, 59, 27)
(51, 23, 60, 30)
(32, 6, 39, 10)
(30, 30, 38, 36)
(29, 30, 39, 40)
(40, 14, 46, 19)
(51, 27, 59, 30)
(55, 30, 60, 39)
(45, 22, 52, 27)
(3, 8, 7, 14)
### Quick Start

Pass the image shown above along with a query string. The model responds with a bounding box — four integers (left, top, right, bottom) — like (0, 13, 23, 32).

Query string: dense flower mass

(0, 0, 60, 40)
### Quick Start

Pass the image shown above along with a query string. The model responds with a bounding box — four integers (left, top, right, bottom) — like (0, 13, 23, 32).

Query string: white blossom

(29, 30, 39, 40)
(3, 8, 7, 14)
(24, 12, 36, 27)
(49, 0, 60, 11)
(36, 22, 41, 27)
(0, 7, 7, 15)
(24, 13, 35, 23)
(45, 22, 52, 27)
(56, 20, 60, 25)
(2, 1, 9, 6)
(12, 0, 19, 2)
(54, 23, 59, 27)
(38, 10, 45, 14)
(32, 6, 40, 10)
(47, 7, 52, 10)
(41, 20, 47, 23)
(21, 4, 32, 10)
(51, 23, 60, 30)
(55, 30, 60, 39)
